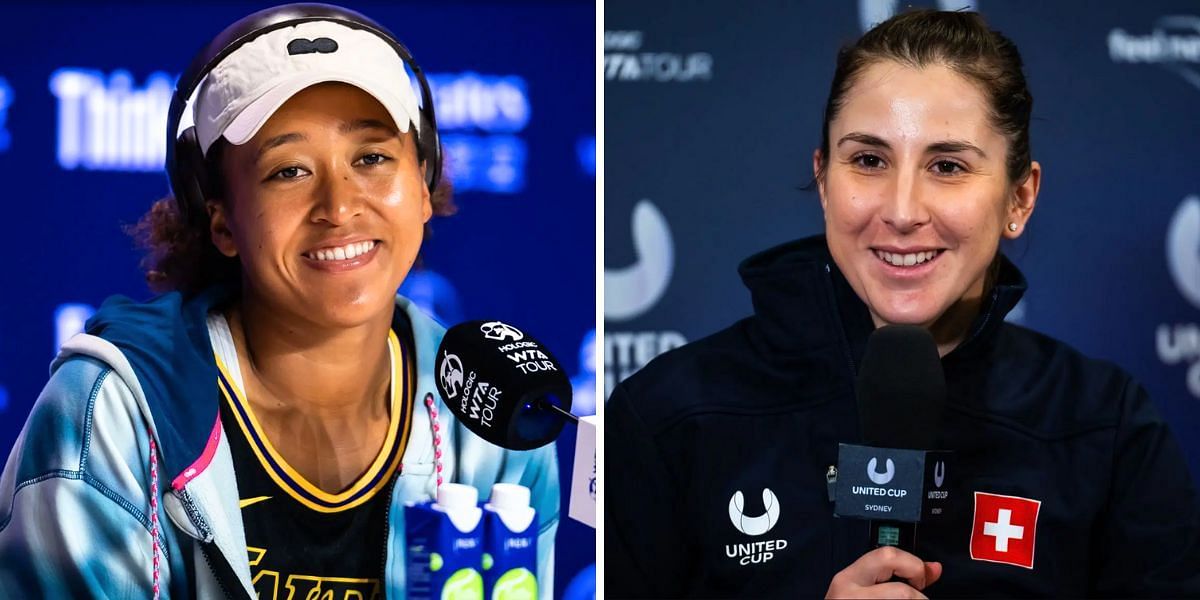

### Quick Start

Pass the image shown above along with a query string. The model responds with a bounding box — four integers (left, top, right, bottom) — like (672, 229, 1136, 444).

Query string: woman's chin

(869, 299, 943, 329)
(301, 292, 396, 329)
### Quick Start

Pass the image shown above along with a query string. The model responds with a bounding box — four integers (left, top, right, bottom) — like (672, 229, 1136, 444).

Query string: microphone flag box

(405, 483, 485, 600)
(568, 415, 597, 528)
(834, 444, 953, 522)
(483, 484, 539, 600)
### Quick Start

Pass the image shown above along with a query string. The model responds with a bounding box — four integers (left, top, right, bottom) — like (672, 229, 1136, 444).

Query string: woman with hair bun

(606, 9, 1199, 598)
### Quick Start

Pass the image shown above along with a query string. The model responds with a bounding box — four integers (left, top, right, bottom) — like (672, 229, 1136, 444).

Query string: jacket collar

(737, 235, 1028, 367)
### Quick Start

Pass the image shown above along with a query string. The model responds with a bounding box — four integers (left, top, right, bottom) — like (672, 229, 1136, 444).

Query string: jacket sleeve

(0, 357, 164, 597)
(605, 382, 692, 599)
(1089, 380, 1200, 596)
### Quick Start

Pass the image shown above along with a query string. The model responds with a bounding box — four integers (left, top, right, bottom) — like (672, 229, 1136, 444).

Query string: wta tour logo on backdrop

(604, 200, 686, 397)
(1160, 195, 1200, 399)
(1109, 15, 1200, 92)
(604, 30, 713, 83)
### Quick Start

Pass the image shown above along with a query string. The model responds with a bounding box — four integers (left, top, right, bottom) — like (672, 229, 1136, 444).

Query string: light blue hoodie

(0, 287, 559, 598)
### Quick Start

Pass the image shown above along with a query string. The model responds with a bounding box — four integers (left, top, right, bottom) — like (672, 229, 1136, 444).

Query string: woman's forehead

(261, 83, 398, 135)
(833, 61, 1001, 148)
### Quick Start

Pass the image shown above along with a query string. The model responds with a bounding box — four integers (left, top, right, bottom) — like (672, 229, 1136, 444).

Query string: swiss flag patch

(970, 491, 1041, 569)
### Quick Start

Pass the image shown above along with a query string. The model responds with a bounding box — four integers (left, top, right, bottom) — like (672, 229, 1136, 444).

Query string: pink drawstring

(148, 433, 161, 600)
(424, 393, 444, 492)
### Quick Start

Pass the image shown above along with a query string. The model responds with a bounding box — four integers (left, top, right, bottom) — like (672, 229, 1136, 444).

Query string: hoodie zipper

(178, 488, 251, 600)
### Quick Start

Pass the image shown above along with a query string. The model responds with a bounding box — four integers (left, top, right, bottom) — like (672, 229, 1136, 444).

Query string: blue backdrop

(0, 1, 595, 597)
(604, 0, 1200, 485)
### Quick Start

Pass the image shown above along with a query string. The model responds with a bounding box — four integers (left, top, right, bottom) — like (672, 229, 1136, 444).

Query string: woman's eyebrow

(837, 132, 988, 159)
(837, 132, 890, 149)
(339, 118, 399, 137)
(926, 139, 987, 158)
(256, 132, 306, 161)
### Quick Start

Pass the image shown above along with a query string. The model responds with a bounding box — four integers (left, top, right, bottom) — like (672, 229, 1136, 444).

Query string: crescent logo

(857, 0, 979, 32)
(728, 488, 780, 536)
(605, 200, 674, 322)
(1167, 195, 1200, 310)
(867, 457, 896, 486)
(934, 461, 946, 488)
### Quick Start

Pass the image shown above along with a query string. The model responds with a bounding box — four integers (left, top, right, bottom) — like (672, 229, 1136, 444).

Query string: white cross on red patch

(970, 491, 1041, 569)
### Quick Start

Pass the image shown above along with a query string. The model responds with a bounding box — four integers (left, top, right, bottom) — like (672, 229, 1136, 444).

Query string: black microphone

(434, 320, 575, 451)
(832, 325, 946, 553)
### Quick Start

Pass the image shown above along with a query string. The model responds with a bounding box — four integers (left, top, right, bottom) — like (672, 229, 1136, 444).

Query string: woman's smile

(301, 238, 383, 273)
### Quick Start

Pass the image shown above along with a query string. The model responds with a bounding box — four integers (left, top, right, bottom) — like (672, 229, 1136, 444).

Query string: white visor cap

(194, 20, 420, 155)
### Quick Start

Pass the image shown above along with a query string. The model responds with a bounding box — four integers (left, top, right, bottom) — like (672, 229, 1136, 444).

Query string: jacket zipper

(826, 465, 838, 503)
(178, 488, 251, 600)
(198, 540, 249, 600)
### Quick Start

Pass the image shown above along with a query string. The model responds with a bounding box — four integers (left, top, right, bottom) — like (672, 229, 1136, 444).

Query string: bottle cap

(437, 482, 479, 510)
(489, 483, 531, 511)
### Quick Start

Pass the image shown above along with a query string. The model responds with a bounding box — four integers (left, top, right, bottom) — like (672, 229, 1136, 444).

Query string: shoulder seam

(79, 367, 113, 471)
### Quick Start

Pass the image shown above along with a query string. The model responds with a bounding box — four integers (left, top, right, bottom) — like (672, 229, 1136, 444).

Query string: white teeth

(876, 249, 939, 267)
(308, 240, 376, 261)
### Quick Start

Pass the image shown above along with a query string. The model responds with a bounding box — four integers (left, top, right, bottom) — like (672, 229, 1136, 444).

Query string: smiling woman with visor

(606, 9, 1200, 598)
(0, 5, 558, 598)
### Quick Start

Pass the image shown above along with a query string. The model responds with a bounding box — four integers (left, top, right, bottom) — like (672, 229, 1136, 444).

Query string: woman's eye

(933, 160, 965, 175)
(854, 154, 885, 169)
(271, 166, 305, 180)
(358, 153, 390, 166)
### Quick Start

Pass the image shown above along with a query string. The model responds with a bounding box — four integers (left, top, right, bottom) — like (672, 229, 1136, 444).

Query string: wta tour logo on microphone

(435, 320, 571, 450)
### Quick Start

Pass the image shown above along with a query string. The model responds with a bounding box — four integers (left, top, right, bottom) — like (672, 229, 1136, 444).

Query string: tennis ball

(441, 567, 483, 600)
(491, 568, 536, 600)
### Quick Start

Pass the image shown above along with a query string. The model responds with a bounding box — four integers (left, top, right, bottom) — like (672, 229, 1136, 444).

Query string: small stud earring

(1007, 222, 1019, 232)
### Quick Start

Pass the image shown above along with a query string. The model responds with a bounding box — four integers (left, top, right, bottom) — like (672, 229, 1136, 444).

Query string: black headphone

(165, 2, 442, 227)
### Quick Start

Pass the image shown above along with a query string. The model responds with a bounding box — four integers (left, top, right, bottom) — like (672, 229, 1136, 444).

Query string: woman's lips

(871, 248, 944, 277)
(300, 240, 382, 273)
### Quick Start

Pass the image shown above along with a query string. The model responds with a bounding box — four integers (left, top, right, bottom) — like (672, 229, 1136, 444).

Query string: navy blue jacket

(606, 236, 1200, 598)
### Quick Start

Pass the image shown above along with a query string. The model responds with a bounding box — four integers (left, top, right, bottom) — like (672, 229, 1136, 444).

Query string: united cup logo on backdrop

(1158, 195, 1200, 398)
(604, 200, 687, 396)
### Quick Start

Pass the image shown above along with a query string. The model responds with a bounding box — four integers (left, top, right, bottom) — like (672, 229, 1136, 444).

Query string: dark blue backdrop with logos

(0, 1, 595, 597)
(604, 0, 1200, 484)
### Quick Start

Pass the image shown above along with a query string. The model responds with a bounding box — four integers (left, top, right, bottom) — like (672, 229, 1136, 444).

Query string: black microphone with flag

(832, 325, 950, 553)
(434, 320, 575, 451)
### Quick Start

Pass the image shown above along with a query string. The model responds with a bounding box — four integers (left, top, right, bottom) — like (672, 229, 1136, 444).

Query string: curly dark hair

(129, 139, 455, 296)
